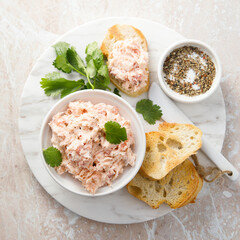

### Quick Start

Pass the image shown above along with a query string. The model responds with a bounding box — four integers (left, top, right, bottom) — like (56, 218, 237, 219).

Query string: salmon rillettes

(108, 38, 149, 92)
(49, 100, 136, 194)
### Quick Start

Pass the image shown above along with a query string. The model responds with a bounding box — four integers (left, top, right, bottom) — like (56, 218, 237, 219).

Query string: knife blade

(148, 82, 239, 181)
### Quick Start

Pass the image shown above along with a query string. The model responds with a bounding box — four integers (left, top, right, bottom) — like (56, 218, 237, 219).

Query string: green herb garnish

(104, 121, 127, 144)
(52, 42, 72, 73)
(43, 146, 62, 167)
(41, 41, 110, 98)
(40, 72, 85, 98)
(136, 99, 162, 124)
(66, 46, 94, 89)
(113, 88, 121, 97)
(85, 42, 110, 90)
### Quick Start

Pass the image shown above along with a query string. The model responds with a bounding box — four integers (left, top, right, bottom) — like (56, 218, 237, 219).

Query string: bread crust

(127, 123, 203, 209)
(127, 159, 203, 209)
(101, 24, 149, 97)
(177, 174, 203, 208)
(140, 123, 202, 180)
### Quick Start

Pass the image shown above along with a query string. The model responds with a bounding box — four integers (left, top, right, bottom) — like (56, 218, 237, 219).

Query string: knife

(149, 82, 239, 181)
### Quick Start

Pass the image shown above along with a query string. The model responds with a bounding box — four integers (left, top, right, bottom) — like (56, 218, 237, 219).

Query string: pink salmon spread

(49, 100, 136, 194)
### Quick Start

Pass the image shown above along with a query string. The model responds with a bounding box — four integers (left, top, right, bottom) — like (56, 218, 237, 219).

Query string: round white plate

(19, 17, 226, 224)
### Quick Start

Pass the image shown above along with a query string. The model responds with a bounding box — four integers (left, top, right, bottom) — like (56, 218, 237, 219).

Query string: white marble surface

(1, 1, 240, 239)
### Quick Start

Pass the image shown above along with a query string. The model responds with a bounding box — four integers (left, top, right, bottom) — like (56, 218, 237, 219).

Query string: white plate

(19, 17, 226, 224)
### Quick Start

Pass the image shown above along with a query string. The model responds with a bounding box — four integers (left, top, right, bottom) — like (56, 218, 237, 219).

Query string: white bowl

(40, 90, 146, 197)
(158, 39, 221, 103)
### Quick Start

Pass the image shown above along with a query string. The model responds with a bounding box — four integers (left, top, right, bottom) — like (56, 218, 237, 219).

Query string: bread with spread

(140, 123, 202, 180)
(101, 24, 149, 97)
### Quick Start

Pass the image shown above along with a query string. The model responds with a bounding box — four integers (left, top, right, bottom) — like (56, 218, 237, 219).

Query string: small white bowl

(158, 39, 221, 103)
(40, 90, 146, 197)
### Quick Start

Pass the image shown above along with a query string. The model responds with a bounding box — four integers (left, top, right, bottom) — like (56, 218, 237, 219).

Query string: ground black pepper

(163, 46, 216, 96)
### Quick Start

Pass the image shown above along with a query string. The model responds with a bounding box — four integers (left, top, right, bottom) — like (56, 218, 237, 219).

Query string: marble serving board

(19, 17, 226, 224)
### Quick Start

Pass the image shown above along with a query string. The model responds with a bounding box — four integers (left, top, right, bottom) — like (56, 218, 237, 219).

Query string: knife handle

(201, 136, 239, 181)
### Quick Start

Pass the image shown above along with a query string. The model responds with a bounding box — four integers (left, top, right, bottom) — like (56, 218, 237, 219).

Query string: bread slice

(101, 24, 149, 97)
(140, 123, 202, 180)
(127, 159, 203, 209)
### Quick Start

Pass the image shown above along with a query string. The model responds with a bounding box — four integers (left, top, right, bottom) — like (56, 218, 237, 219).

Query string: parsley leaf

(46, 41, 110, 94)
(40, 72, 85, 98)
(53, 42, 70, 56)
(97, 64, 110, 89)
(52, 42, 72, 73)
(53, 55, 72, 74)
(85, 42, 110, 90)
(136, 99, 163, 124)
(113, 88, 121, 97)
(86, 59, 97, 78)
(43, 146, 62, 167)
(66, 46, 95, 89)
(85, 41, 104, 69)
(66, 47, 87, 76)
(104, 121, 127, 144)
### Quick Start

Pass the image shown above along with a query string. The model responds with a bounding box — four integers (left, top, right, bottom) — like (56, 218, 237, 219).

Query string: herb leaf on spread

(40, 72, 85, 98)
(113, 88, 121, 97)
(43, 146, 62, 167)
(136, 99, 162, 124)
(42, 41, 111, 98)
(104, 121, 127, 144)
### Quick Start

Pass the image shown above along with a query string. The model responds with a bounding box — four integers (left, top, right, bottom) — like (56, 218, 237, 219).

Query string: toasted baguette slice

(140, 123, 202, 180)
(127, 159, 203, 209)
(101, 24, 149, 97)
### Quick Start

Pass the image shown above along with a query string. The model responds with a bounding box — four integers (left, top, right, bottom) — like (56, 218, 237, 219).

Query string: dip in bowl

(40, 90, 146, 197)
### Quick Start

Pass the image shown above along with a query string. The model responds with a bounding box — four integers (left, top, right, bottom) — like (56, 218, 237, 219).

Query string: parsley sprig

(40, 72, 86, 98)
(136, 99, 163, 124)
(41, 41, 110, 98)
(104, 121, 127, 144)
(113, 88, 121, 97)
(43, 147, 62, 167)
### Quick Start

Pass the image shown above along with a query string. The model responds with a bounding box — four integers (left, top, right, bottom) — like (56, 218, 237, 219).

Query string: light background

(0, 0, 240, 239)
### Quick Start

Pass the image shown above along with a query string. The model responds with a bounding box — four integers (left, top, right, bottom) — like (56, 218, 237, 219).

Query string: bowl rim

(39, 89, 146, 197)
(157, 39, 222, 103)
